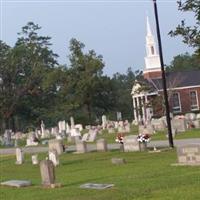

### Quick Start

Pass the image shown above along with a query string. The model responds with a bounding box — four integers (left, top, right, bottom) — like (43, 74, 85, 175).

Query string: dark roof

(146, 70, 200, 91)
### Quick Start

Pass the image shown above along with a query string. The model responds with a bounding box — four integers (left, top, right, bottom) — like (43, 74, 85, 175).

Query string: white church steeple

(144, 16, 161, 73)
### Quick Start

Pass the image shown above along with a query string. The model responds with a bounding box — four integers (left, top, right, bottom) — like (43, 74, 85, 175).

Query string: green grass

(1, 149, 200, 200)
(151, 128, 200, 141)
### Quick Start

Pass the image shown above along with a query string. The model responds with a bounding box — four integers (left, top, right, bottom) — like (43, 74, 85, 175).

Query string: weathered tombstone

(1, 180, 32, 188)
(41, 120, 46, 138)
(48, 139, 63, 155)
(58, 120, 66, 135)
(88, 130, 97, 142)
(151, 119, 165, 131)
(185, 113, 196, 121)
(49, 150, 59, 166)
(75, 141, 87, 153)
(40, 160, 55, 187)
(102, 115, 107, 129)
(111, 158, 126, 164)
(123, 135, 140, 152)
(32, 154, 39, 165)
(116, 112, 122, 121)
(82, 133, 89, 142)
(4, 129, 12, 146)
(193, 120, 200, 128)
(96, 139, 107, 152)
(176, 144, 200, 165)
(16, 148, 24, 165)
(171, 118, 187, 133)
(70, 116, 75, 129)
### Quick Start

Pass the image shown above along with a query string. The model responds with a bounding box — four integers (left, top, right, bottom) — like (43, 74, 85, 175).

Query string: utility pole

(152, 0, 174, 148)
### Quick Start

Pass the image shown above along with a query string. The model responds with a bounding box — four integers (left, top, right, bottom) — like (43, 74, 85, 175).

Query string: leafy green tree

(166, 52, 200, 71)
(169, 0, 200, 56)
(0, 22, 59, 131)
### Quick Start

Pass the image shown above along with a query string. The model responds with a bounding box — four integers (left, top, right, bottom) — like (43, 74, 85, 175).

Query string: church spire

(144, 16, 161, 74)
(147, 16, 152, 36)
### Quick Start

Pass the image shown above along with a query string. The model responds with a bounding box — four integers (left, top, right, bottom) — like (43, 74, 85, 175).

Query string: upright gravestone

(88, 130, 97, 142)
(4, 129, 12, 146)
(48, 139, 63, 155)
(41, 120, 46, 138)
(49, 150, 59, 166)
(102, 115, 107, 129)
(123, 135, 140, 152)
(176, 144, 200, 165)
(96, 139, 107, 152)
(58, 120, 66, 134)
(32, 154, 39, 165)
(75, 141, 87, 153)
(171, 118, 187, 133)
(70, 116, 75, 129)
(16, 148, 24, 165)
(40, 160, 55, 187)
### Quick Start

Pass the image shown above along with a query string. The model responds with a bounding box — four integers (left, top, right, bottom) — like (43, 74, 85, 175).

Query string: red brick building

(131, 17, 200, 123)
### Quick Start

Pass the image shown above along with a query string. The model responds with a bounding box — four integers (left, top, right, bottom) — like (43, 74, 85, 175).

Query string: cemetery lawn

(151, 128, 200, 141)
(1, 150, 200, 200)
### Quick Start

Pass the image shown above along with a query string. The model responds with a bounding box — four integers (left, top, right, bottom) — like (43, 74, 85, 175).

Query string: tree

(0, 22, 59, 131)
(166, 52, 200, 72)
(169, 0, 200, 56)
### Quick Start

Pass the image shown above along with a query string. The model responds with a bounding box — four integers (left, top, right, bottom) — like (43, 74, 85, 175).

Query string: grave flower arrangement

(137, 133, 151, 143)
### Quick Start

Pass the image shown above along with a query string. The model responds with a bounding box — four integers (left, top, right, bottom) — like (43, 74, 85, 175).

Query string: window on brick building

(172, 93, 181, 113)
(190, 91, 199, 111)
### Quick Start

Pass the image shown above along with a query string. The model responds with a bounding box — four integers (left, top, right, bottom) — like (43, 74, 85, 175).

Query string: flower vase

(139, 142, 147, 152)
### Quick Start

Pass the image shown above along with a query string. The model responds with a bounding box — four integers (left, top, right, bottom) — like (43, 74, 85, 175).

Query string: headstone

(185, 113, 196, 121)
(48, 139, 63, 155)
(193, 120, 200, 128)
(40, 160, 55, 187)
(1, 180, 32, 188)
(58, 120, 66, 134)
(75, 141, 87, 153)
(70, 116, 75, 129)
(41, 120, 46, 138)
(176, 144, 200, 165)
(32, 154, 39, 165)
(75, 124, 83, 131)
(102, 115, 107, 129)
(108, 127, 115, 134)
(116, 112, 122, 121)
(15, 148, 24, 164)
(70, 128, 81, 137)
(171, 118, 187, 133)
(196, 114, 200, 119)
(123, 135, 140, 152)
(82, 133, 89, 142)
(151, 119, 165, 131)
(4, 129, 12, 146)
(111, 158, 126, 164)
(88, 130, 97, 142)
(80, 183, 114, 190)
(49, 150, 59, 166)
(96, 139, 107, 152)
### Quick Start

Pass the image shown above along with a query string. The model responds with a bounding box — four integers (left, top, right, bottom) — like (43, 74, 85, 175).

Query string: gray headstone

(96, 139, 107, 152)
(123, 135, 140, 152)
(40, 160, 55, 186)
(177, 144, 200, 165)
(48, 139, 63, 155)
(32, 154, 39, 165)
(75, 141, 87, 153)
(49, 150, 59, 166)
(111, 158, 126, 164)
(15, 148, 24, 165)
(151, 119, 165, 131)
(171, 118, 187, 133)
(1, 180, 32, 188)
(193, 120, 200, 128)
(80, 183, 114, 190)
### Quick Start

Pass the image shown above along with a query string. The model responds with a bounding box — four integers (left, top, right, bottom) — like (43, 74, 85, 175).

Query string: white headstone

(49, 150, 59, 166)
(32, 154, 39, 165)
(16, 148, 24, 164)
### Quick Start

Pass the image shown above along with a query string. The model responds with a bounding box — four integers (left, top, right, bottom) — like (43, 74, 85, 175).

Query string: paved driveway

(1, 138, 200, 155)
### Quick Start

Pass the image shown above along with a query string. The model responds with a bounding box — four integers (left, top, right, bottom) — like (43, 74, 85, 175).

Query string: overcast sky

(1, 0, 194, 76)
